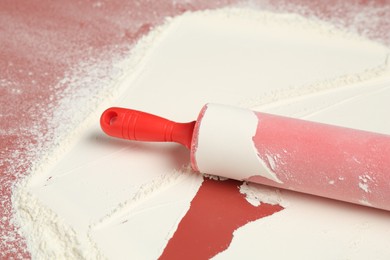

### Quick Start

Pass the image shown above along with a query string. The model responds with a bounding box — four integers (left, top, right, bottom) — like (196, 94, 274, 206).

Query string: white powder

(358, 175, 373, 193)
(12, 18, 180, 259)
(12, 7, 390, 259)
(93, 167, 199, 230)
(239, 182, 285, 207)
(194, 103, 283, 183)
(203, 174, 228, 181)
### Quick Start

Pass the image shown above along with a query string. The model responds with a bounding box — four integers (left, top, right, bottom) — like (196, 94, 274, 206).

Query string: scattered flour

(11, 16, 178, 259)
(11, 7, 390, 259)
(358, 175, 373, 193)
(203, 174, 229, 181)
(239, 182, 284, 207)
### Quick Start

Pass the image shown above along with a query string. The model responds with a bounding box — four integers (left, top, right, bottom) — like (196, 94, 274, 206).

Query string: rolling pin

(100, 103, 390, 211)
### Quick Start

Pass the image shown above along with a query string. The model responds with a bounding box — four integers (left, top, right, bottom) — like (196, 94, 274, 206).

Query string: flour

(239, 182, 285, 207)
(358, 175, 373, 193)
(193, 103, 283, 183)
(93, 167, 198, 230)
(12, 7, 390, 259)
(12, 17, 178, 259)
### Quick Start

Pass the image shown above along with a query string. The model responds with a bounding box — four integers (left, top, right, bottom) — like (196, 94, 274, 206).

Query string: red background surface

(1, 0, 389, 258)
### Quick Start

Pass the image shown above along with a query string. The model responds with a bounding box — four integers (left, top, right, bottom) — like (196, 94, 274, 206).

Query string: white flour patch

(239, 182, 285, 207)
(359, 175, 373, 193)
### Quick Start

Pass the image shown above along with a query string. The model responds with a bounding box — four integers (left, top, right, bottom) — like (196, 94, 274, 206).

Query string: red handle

(100, 107, 196, 149)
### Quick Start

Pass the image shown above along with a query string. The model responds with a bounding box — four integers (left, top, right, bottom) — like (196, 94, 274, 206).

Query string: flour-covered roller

(100, 103, 390, 211)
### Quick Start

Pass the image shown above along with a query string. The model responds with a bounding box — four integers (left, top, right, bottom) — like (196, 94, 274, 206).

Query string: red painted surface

(160, 178, 283, 260)
(1, 0, 389, 258)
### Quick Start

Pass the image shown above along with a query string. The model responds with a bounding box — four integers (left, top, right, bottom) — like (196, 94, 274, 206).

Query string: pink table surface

(1, 0, 389, 258)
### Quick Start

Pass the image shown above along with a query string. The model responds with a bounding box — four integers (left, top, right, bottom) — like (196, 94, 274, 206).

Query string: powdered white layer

(194, 103, 282, 183)
(239, 182, 284, 207)
(13, 7, 390, 259)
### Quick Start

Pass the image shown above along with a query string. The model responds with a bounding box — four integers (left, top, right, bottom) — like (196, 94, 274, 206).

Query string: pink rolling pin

(100, 103, 390, 211)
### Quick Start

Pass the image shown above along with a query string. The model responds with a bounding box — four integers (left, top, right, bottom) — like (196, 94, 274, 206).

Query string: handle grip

(100, 107, 195, 149)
